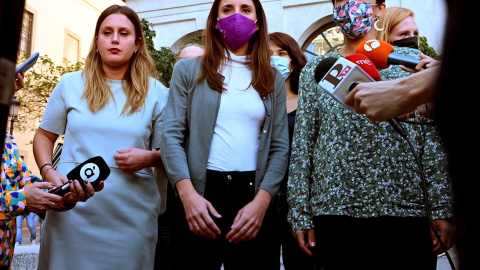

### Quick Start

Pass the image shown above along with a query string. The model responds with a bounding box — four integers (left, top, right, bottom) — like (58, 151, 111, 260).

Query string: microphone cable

(390, 120, 456, 270)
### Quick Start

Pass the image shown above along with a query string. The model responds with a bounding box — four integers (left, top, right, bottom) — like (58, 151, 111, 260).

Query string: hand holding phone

(48, 156, 110, 196)
(15, 51, 39, 74)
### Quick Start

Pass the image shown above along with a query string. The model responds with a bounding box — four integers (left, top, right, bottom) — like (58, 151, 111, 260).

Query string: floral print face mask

(333, 1, 377, 39)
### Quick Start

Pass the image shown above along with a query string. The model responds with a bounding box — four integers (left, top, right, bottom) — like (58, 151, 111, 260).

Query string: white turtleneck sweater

(207, 52, 266, 172)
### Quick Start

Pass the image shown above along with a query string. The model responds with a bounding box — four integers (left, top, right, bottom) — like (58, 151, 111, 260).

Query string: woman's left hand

(63, 179, 104, 204)
(114, 148, 153, 173)
(226, 189, 271, 243)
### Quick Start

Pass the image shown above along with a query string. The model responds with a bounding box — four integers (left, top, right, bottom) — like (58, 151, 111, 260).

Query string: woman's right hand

(42, 168, 102, 204)
(176, 178, 222, 238)
(42, 166, 69, 187)
(294, 229, 316, 257)
(400, 54, 441, 73)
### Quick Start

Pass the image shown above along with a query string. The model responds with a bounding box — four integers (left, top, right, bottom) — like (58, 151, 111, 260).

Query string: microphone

(316, 54, 407, 137)
(38, 155, 110, 220)
(356, 39, 420, 70)
(48, 156, 110, 196)
(316, 54, 377, 112)
(345, 53, 381, 82)
(314, 57, 339, 83)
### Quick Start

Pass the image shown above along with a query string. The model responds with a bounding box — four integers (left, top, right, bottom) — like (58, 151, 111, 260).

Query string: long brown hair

(198, 0, 275, 96)
(83, 4, 155, 115)
(269, 32, 307, 95)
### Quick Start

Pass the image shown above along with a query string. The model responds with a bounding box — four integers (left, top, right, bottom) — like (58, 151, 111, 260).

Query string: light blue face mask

(270, 56, 292, 80)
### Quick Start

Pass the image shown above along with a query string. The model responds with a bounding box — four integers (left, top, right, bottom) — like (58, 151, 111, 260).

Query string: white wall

(14, 0, 124, 176)
(24, 0, 125, 64)
(126, 0, 447, 54)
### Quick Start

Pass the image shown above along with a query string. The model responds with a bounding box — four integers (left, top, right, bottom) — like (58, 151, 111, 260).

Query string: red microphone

(345, 53, 381, 81)
(356, 39, 420, 70)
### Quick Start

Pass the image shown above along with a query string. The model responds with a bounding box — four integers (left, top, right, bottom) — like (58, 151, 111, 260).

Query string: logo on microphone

(362, 40, 381, 52)
(339, 66, 352, 77)
(80, 163, 100, 182)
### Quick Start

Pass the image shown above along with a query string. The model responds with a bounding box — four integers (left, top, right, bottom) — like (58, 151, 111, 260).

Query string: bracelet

(39, 163, 52, 175)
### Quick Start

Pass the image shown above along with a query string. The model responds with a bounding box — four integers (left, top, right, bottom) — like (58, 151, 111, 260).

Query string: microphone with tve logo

(356, 39, 421, 70)
(315, 54, 378, 113)
(316, 53, 407, 137)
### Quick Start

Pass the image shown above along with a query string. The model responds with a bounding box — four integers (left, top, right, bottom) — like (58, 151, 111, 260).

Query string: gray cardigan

(160, 57, 289, 197)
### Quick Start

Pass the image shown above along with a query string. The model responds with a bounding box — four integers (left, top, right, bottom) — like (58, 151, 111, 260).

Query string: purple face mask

(217, 13, 257, 50)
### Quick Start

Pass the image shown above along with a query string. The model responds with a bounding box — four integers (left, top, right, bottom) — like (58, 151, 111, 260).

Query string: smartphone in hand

(16, 52, 39, 73)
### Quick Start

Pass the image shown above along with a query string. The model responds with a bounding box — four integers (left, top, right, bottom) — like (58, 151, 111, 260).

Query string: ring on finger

(50, 202, 55, 209)
(193, 224, 199, 227)
(242, 226, 247, 231)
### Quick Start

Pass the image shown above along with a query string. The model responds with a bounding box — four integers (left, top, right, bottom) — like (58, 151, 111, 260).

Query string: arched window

(303, 22, 345, 60)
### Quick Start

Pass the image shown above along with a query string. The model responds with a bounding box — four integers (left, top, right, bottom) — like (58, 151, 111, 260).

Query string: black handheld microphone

(356, 39, 420, 70)
(49, 156, 110, 196)
(314, 57, 339, 84)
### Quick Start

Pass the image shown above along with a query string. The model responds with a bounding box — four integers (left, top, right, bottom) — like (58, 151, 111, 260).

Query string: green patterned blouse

(287, 47, 453, 232)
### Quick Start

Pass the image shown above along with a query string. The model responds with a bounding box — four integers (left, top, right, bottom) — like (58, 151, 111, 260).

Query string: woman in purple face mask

(160, 0, 289, 269)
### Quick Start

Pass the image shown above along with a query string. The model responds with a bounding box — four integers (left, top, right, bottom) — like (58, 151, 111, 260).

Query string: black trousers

(312, 215, 437, 270)
(273, 193, 314, 270)
(171, 170, 280, 270)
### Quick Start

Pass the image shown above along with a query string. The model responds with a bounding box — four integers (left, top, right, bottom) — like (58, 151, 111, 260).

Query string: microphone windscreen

(356, 39, 394, 70)
(314, 57, 339, 83)
(345, 53, 381, 81)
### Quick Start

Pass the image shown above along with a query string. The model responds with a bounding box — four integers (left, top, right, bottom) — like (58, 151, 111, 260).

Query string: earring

(96, 48, 99, 53)
(134, 50, 137, 54)
(374, 17, 385, 31)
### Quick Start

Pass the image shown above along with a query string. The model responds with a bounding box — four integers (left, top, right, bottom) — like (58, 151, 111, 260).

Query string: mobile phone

(48, 156, 110, 196)
(15, 52, 39, 73)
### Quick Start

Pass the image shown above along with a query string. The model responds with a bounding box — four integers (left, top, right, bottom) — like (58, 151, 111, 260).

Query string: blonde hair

(375, 7, 415, 43)
(83, 5, 155, 115)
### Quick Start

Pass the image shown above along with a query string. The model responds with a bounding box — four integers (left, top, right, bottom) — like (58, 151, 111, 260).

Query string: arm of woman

(33, 128, 97, 207)
(344, 65, 440, 121)
(33, 127, 67, 186)
(160, 60, 221, 238)
(176, 178, 221, 238)
(113, 148, 162, 173)
(114, 83, 169, 173)
(225, 189, 271, 243)
(1, 135, 61, 218)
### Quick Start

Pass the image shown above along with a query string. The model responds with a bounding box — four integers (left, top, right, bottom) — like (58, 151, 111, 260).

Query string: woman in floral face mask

(287, 1, 455, 269)
(332, 0, 386, 55)
(161, 0, 289, 269)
